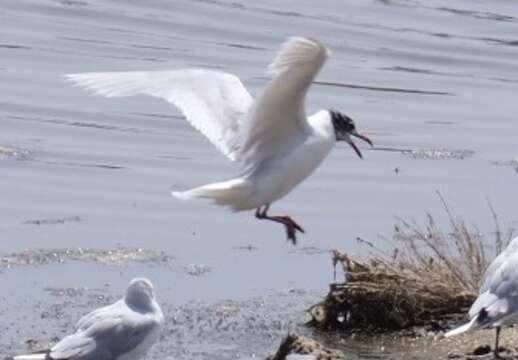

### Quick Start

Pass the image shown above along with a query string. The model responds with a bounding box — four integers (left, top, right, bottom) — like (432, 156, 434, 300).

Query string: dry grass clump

(309, 194, 514, 332)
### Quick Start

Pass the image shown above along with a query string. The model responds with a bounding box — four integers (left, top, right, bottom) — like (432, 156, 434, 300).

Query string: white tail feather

(445, 316, 479, 337)
(14, 353, 48, 360)
(172, 179, 252, 211)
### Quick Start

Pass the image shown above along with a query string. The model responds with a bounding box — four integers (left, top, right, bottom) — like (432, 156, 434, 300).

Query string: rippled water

(1, 0, 517, 359)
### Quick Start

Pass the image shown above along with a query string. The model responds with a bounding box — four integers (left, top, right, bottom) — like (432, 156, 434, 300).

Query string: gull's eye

(343, 118, 354, 132)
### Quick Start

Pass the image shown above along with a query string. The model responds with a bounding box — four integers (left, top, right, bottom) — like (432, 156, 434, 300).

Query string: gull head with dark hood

(329, 110, 373, 158)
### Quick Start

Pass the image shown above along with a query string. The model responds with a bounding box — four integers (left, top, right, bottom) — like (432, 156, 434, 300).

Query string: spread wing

(65, 69, 253, 161)
(240, 37, 331, 164)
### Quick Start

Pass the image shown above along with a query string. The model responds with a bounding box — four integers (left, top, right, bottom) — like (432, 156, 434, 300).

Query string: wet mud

(0, 146, 32, 161)
(1, 276, 319, 360)
(0, 247, 173, 269)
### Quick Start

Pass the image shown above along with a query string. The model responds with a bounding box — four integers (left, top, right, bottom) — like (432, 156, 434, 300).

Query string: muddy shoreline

(1, 247, 515, 360)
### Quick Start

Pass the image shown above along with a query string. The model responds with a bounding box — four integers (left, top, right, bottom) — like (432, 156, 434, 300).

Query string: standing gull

(14, 277, 163, 360)
(445, 237, 518, 358)
(65, 37, 372, 244)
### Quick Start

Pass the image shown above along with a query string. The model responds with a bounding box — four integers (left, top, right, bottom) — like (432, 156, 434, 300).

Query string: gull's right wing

(65, 69, 253, 162)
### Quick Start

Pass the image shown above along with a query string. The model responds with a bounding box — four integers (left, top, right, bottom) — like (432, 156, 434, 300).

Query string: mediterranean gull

(65, 36, 372, 244)
(14, 277, 163, 360)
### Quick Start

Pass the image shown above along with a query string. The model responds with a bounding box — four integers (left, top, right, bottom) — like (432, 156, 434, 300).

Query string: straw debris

(267, 334, 346, 360)
(309, 251, 474, 331)
(309, 194, 514, 332)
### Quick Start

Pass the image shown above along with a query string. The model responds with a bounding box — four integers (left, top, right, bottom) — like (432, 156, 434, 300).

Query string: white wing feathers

(267, 36, 331, 78)
(65, 69, 252, 161)
(65, 37, 330, 165)
(240, 37, 330, 161)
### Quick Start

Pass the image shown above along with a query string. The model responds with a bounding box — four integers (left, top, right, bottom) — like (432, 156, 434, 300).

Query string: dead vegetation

(267, 334, 346, 360)
(309, 194, 514, 332)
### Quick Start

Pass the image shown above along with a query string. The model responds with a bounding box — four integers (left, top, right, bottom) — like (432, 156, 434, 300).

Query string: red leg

(255, 204, 305, 244)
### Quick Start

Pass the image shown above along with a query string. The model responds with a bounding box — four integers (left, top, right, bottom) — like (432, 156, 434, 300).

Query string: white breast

(244, 121, 335, 209)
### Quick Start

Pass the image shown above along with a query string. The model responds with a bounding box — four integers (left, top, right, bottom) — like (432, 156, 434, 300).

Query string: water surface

(1, 0, 518, 359)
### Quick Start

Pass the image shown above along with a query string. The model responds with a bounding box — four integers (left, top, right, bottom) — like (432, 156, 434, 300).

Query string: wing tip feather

(267, 36, 331, 76)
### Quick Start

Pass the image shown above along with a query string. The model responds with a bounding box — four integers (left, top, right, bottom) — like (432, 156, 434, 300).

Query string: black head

(329, 110, 373, 158)
(330, 110, 356, 139)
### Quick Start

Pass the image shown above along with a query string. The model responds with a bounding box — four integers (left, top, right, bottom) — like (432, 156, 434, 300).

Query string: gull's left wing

(240, 37, 331, 164)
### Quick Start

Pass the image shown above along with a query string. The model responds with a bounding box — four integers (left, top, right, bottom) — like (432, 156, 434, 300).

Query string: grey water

(1, 0, 517, 359)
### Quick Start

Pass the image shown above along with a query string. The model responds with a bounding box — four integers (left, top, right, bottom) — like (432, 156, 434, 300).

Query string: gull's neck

(307, 110, 334, 139)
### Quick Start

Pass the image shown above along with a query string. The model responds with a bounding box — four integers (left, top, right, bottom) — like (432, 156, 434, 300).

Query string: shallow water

(1, 0, 518, 359)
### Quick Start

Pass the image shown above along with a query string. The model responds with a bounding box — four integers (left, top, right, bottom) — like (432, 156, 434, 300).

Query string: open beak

(347, 131, 373, 159)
